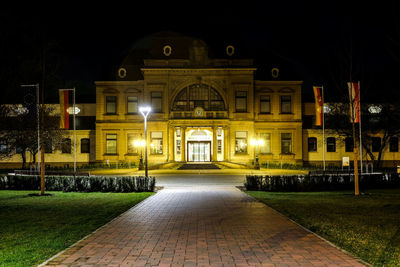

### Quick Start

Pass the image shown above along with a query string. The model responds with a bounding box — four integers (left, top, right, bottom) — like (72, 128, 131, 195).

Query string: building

(95, 32, 303, 166)
(1, 32, 399, 169)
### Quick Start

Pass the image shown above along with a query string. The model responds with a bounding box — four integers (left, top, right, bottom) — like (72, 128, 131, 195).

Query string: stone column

(168, 126, 174, 162)
(181, 126, 186, 162)
(223, 126, 229, 161)
(212, 126, 218, 162)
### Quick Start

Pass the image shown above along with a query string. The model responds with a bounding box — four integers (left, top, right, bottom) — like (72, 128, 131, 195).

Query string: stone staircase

(178, 163, 221, 170)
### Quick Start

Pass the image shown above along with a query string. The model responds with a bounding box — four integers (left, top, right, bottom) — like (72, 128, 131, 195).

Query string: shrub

(0, 175, 156, 192)
(245, 173, 400, 191)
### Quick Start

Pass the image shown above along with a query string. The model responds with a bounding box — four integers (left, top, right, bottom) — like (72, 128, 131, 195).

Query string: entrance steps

(178, 163, 221, 170)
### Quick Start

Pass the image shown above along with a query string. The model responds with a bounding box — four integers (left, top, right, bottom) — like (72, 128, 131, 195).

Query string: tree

(0, 104, 66, 169)
(325, 102, 400, 169)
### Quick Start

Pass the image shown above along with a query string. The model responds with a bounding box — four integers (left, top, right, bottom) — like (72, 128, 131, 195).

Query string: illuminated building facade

(95, 33, 304, 166)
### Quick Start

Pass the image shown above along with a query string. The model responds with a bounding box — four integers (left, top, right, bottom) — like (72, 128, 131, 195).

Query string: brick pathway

(42, 186, 366, 266)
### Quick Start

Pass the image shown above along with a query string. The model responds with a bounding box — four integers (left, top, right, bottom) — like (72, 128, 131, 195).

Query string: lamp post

(251, 138, 264, 170)
(134, 138, 145, 170)
(139, 106, 151, 177)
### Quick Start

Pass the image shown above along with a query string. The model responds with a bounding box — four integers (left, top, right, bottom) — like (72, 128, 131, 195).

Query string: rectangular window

(217, 140, 222, 154)
(176, 139, 181, 155)
(151, 131, 163, 154)
(260, 95, 271, 113)
(127, 133, 139, 154)
(308, 137, 317, 152)
(127, 96, 138, 114)
(260, 133, 271, 154)
(235, 131, 248, 154)
(106, 96, 117, 114)
(151, 92, 162, 113)
(44, 140, 53, 153)
(372, 137, 381, 152)
(390, 137, 398, 152)
(280, 95, 291, 114)
(62, 138, 71, 154)
(345, 137, 353, 152)
(81, 138, 90, 153)
(106, 134, 117, 154)
(327, 137, 336, 152)
(235, 91, 247, 112)
(281, 133, 292, 154)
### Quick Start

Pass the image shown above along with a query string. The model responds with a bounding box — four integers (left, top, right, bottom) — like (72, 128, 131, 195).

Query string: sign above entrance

(194, 107, 204, 117)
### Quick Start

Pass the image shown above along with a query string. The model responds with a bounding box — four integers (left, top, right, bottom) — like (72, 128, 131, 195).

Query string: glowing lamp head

(139, 106, 152, 117)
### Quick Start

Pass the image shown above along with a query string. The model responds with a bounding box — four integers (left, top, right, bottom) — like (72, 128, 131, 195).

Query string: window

(106, 96, 117, 114)
(217, 140, 222, 154)
(235, 131, 248, 153)
(260, 133, 271, 154)
(106, 134, 117, 154)
(372, 137, 381, 152)
(62, 138, 71, 154)
(235, 91, 247, 112)
(260, 95, 271, 113)
(81, 138, 90, 153)
(0, 140, 7, 153)
(44, 140, 53, 153)
(127, 96, 138, 114)
(327, 137, 336, 152)
(150, 132, 163, 154)
(176, 140, 181, 155)
(390, 137, 399, 152)
(151, 92, 162, 113)
(280, 95, 291, 113)
(172, 84, 225, 111)
(281, 133, 292, 154)
(127, 133, 139, 154)
(345, 137, 353, 152)
(308, 137, 317, 152)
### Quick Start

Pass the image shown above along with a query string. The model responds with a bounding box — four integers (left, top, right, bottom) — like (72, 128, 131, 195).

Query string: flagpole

(322, 86, 325, 171)
(73, 88, 76, 174)
(358, 81, 362, 175)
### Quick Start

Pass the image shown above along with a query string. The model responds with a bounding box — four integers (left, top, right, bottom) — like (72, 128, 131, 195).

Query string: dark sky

(1, 1, 399, 103)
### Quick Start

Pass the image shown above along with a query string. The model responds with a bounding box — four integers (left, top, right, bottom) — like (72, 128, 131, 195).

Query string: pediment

(124, 88, 142, 94)
(278, 87, 295, 93)
(258, 87, 274, 93)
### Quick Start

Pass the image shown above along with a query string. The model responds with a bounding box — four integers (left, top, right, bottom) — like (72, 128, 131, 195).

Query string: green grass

(0, 190, 154, 267)
(246, 189, 400, 267)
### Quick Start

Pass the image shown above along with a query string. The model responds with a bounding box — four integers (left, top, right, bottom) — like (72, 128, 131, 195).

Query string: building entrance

(187, 141, 211, 162)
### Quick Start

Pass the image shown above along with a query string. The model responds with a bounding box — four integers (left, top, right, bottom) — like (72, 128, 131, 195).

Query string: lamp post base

(139, 157, 144, 170)
(254, 156, 260, 170)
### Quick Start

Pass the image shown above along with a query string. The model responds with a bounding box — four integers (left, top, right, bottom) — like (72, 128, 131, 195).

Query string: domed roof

(112, 31, 253, 81)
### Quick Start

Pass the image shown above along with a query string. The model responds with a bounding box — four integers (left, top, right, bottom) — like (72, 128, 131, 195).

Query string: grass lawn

(0, 190, 154, 267)
(247, 189, 400, 267)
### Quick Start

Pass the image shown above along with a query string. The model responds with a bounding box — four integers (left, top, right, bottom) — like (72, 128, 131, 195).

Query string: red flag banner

(313, 86, 323, 126)
(348, 82, 360, 123)
(59, 90, 69, 129)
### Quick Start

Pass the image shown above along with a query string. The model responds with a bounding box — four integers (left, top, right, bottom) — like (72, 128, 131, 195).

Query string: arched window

(172, 84, 225, 111)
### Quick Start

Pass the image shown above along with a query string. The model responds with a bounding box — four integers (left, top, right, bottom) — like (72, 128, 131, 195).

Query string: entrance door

(188, 141, 211, 162)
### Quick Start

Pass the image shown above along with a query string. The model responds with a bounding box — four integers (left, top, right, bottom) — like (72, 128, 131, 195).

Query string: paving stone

(40, 185, 366, 266)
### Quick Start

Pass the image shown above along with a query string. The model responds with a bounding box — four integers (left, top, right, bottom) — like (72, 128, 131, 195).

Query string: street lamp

(139, 106, 151, 177)
(134, 138, 145, 170)
(250, 138, 264, 170)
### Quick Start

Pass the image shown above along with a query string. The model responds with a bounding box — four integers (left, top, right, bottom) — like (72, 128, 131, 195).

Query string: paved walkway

(42, 185, 365, 267)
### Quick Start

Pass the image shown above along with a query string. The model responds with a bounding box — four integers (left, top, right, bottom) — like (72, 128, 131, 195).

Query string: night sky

(1, 1, 399, 103)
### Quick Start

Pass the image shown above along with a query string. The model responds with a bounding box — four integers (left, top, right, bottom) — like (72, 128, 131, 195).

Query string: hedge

(0, 174, 156, 192)
(245, 173, 400, 191)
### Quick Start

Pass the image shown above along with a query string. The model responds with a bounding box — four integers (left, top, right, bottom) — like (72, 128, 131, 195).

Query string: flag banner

(59, 90, 70, 129)
(348, 82, 360, 123)
(313, 86, 323, 126)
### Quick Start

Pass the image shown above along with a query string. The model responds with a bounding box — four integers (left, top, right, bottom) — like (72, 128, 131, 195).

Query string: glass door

(188, 141, 211, 162)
